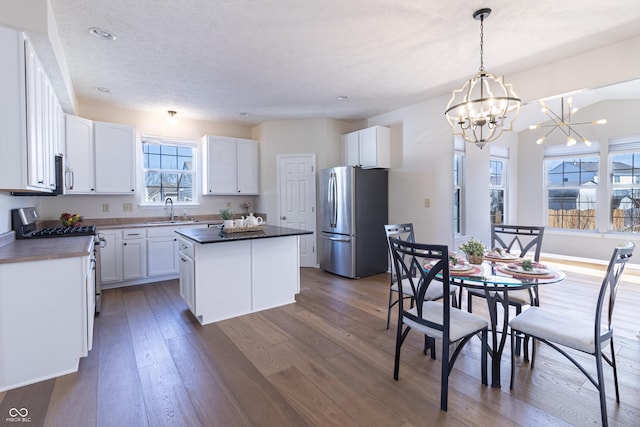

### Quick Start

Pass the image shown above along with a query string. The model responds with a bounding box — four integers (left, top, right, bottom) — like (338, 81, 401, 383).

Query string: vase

(466, 254, 484, 265)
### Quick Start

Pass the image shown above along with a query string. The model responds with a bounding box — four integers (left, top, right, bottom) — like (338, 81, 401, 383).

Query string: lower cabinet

(0, 246, 94, 392)
(100, 224, 205, 287)
(178, 239, 195, 312)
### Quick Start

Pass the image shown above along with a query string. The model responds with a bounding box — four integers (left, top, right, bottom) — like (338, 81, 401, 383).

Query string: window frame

(489, 157, 507, 225)
(139, 135, 199, 207)
(608, 138, 640, 233)
(453, 151, 465, 237)
(544, 153, 600, 232)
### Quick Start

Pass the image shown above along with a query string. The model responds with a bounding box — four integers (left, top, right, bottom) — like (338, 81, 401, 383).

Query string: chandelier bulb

(594, 119, 607, 125)
(567, 136, 577, 146)
(536, 137, 545, 145)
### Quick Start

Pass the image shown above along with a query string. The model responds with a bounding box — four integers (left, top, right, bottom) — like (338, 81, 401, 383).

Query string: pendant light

(444, 8, 521, 149)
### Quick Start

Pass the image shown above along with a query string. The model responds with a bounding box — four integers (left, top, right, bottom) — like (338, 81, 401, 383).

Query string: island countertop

(175, 224, 313, 244)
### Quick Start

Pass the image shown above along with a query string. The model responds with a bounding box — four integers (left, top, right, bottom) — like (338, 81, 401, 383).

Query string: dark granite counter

(175, 224, 313, 244)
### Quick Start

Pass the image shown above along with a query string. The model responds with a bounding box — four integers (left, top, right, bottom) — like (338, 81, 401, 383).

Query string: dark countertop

(0, 234, 94, 264)
(176, 224, 313, 244)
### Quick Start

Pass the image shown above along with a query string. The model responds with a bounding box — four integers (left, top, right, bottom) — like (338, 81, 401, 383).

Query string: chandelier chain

(479, 14, 484, 72)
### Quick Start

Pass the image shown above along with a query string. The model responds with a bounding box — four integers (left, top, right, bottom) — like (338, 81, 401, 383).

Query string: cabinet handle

(123, 242, 127, 246)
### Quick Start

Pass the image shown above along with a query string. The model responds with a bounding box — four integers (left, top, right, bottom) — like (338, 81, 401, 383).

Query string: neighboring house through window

(609, 137, 640, 233)
(141, 136, 197, 205)
(544, 143, 600, 230)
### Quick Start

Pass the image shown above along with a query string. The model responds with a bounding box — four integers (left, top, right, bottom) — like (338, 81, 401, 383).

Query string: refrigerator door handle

(331, 172, 338, 227)
(328, 172, 336, 228)
(320, 234, 351, 243)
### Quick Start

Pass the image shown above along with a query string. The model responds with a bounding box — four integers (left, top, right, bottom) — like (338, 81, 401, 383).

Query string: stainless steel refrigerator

(319, 166, 388, 279)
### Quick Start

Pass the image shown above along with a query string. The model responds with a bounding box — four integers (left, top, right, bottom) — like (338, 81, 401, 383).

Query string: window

(141, 136, 197, 204)
(453, 139, 465, 236)
(490, 158, 506, 224)
(609, 138, 640, 232)
(545, 155, 599, 230)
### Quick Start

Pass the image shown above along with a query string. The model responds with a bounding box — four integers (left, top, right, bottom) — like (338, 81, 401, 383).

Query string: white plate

(450, 264, 473, 272)
(504, 264, 549, 275)
(486, 252, 519, 260)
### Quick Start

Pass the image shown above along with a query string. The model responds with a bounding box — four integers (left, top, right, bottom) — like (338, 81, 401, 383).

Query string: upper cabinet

(65, 116, 136, 194)
(0, 28, 63, 193)
(94, 121, 136, 194)
(342, 125, 391, 169)
(202, 135, 259, 195)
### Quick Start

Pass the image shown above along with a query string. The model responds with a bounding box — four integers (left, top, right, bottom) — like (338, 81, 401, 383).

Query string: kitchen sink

(146, 220, 200, 225)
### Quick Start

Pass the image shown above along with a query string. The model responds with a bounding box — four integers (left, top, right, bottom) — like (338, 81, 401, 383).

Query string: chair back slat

(596, 241, 634, 337)
(388, 237, 450, 335)
(491, 224, 544, 261)
(385, 224, 416, 280)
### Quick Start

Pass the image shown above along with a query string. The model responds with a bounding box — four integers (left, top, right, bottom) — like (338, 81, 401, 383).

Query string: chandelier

(444, 8, 521, 149)
(529, 96, 607, 146)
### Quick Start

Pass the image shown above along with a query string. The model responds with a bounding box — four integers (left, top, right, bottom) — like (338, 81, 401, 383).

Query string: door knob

(280, 216, 287, 220)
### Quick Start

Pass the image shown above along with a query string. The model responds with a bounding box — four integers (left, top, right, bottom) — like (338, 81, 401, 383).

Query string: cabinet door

(122, 238, 147, 280)
(343, 131, 360, 166)
(65, 115, 95, 193)
(24, 40, 49, 190)
(358, 126, 391, 169)
(94, 122, 136, 194)
(179, 252, 195, 312)
(204, 137, 237, 194)
(237, 139, 259, 194)
(99, 230, 122, 283)
(148, 237, 178, 276)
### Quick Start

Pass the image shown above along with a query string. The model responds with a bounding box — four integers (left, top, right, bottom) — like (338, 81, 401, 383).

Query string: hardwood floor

(1, 263, 639, 426)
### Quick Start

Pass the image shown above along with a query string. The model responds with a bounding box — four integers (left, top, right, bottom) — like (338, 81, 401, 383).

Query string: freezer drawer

(319, 232, 355, 278)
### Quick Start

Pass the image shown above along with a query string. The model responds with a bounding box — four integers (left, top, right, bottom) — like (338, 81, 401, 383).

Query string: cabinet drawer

(178, 238, 195, 258)
(122, 229, 146, 239)
(147, 226, 178, 238)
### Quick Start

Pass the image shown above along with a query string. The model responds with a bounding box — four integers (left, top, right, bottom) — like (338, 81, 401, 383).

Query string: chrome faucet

(165, 197, 174, 221)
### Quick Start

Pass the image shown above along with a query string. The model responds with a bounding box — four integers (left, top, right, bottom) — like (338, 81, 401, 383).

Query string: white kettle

(246, 213, 264, 227)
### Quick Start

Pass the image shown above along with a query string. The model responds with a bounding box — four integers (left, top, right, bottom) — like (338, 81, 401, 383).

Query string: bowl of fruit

(60, 213, 82, 227)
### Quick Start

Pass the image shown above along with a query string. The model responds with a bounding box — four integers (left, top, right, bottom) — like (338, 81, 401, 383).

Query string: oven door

(94, 234, 105, 313)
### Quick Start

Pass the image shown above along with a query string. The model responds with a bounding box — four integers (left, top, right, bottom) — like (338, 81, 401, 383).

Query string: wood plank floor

(1, 263, 639, 426)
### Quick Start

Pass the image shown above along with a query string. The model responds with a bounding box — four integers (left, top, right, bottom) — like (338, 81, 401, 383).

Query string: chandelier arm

(545, 108, 565, 124)
(567, 126, 590, 141)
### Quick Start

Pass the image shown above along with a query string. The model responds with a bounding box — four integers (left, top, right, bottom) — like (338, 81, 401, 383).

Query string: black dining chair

(383, 223, 459, 329)
(389, 237, 488, 411)
(466, 224, 544, 356)
(509, 241, 634, 427)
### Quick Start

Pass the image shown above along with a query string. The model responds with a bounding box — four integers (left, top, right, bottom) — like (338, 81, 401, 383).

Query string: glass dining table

(445, 258, 566, 388)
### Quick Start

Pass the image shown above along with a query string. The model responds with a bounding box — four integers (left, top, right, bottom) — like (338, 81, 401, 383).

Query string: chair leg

(530, 338, 537, 369)
(440, 338, 450, 411)
(610, 337, 620, 403)
(467, 290, 473, 313)
(386, 288, 394, 329)
(481, 328, 488, 386)
(594, 346, 609, 427)
(514, 305, 522, 356)
(510, 328, 516, 389)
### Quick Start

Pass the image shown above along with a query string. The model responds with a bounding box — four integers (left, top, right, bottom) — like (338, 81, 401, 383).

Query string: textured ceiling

(46, 0, 640, 125)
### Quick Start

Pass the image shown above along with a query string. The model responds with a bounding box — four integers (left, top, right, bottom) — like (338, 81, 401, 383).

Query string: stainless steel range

(11, 207, 103, 313)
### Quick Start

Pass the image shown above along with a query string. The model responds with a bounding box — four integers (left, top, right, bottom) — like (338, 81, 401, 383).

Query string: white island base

(178, 233, 301, 325)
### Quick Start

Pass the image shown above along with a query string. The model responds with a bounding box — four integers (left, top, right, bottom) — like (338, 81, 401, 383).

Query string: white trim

(608, 136, 640, 152)
(489, 145, 509, 159)
(544, 141, 601, 157)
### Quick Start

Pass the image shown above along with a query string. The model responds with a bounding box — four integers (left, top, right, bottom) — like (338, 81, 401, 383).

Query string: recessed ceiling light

(88, 27, 117, 40)
(336, 95, 350, 101)
(94, 86, 110, 93)
(239, 112, 250, 117)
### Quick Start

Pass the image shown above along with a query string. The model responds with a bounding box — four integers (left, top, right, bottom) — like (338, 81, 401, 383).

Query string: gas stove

(11, 207, 96, 239)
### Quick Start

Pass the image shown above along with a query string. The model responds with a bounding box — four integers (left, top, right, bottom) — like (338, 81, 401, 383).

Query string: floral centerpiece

(458, 237, 487, 264)
(242, 201, 252, 214)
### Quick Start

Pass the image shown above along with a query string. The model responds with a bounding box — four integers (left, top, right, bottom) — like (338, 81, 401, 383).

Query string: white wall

(252, 118, 361, 224)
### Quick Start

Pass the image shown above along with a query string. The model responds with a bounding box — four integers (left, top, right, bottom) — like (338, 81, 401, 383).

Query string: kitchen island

(175, 225, 313, 325)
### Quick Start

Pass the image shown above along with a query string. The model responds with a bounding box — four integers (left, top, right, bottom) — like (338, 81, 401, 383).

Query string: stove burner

(29, 225, 97, 238)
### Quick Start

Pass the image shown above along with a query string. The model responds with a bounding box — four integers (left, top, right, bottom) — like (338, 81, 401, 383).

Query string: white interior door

(277, 154, 317, 267)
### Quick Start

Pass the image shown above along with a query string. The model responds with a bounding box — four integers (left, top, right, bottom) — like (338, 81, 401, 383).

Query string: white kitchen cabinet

(99, 229, 123, 283)
(178, 237, 196, 312)
(342, 125, 390, 169)
(122, 229, 147, 280)
(0, 28, 61, 193)
(0, 244, 94, 392)
(148, 226, 179, 276)
(65, 116, 136, 194)
(94, 121, 136, 194)
(65, 114, 95, 193)
(202, 135, 259, 195)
